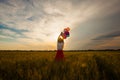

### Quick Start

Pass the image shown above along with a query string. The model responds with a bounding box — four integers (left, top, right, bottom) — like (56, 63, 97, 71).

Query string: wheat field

(0, 51, 120, 80)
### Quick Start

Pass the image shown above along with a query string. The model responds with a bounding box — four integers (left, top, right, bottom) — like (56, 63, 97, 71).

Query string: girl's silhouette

(55, 27, 70, 61)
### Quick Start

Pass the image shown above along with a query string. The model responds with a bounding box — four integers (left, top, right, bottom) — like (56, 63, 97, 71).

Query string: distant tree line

(0, 49, 120, 52)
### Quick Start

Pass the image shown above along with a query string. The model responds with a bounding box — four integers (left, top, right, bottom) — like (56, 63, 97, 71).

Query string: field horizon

(0, 49, 120, 51)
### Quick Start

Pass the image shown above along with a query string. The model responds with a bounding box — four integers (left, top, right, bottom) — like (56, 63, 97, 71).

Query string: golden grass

(0, 51, 120, 80)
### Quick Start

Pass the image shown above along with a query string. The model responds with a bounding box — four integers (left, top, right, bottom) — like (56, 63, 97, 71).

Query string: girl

(55, 27, 70, 61)
(55, 32, 65, 61)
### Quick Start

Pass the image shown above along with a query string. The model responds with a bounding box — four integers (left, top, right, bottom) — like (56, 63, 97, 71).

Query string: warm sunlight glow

(52, 32, 59, 41)
(60, 36, 63, 40)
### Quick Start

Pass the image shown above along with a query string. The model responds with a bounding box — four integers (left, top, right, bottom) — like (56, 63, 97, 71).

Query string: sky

(0, 0, 120, 50)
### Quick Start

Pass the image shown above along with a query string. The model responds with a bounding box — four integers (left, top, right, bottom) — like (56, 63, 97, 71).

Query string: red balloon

(63, 33, 67, 39)
(66, 27, 70, 31)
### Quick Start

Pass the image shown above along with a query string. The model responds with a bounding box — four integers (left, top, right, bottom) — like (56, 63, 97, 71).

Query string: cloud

(0, 24, 29, 39)
(92, 36, 120, 49)
(1, 0, 119, 30)
(98, 36, 120, 49)
(0, 0, 14, 6)
(0, 0, 120, 50)
(93, 30, 120, 40)
(82, 30, 120, 49)
(0, 0, 8, 3)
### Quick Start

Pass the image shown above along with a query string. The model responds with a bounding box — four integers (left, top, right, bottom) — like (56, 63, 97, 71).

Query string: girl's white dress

(57, 42, 64, 50)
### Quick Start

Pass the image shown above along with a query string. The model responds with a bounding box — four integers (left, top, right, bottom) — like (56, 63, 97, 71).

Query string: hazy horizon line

(0, 49, 120, 51)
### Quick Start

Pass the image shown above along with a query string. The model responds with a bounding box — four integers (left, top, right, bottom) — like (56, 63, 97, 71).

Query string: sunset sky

(0, 0, 120, 50)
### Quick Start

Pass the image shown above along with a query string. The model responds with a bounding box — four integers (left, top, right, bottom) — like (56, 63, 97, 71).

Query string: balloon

(64, 28, 68, 32)
(64, 30, 70, 38)
(66, 34, 69, 37)
(66, 27, 70, 31)
(64, 27, 70, 32)
(65, 31, 69, 35)
(59, 27, 70, 40)
(62, 33, 66, 39)
(60, 32, 66, 39)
